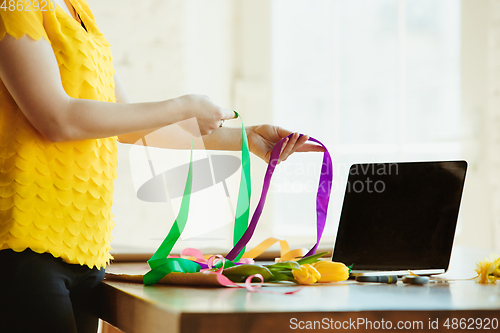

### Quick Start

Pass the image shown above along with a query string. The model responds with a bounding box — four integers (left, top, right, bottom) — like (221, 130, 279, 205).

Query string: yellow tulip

(492, 253, 500, 278)
(312, 261, 350, 283)
(475, 259, 496, 284)
(292, 264, 321, 285)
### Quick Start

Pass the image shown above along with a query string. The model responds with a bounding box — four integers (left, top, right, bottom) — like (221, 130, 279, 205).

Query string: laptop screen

(332, 161, 467, 271)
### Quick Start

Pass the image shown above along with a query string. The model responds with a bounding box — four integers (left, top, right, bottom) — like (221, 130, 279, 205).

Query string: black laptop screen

(332, 161, 467, 271)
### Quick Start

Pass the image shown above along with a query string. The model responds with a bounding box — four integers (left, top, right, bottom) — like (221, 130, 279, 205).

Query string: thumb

(221, 108, 237, 120)
(275, 126, 294, 139)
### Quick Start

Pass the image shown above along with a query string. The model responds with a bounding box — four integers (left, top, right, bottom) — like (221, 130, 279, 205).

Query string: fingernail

(282, 139, 288, 149)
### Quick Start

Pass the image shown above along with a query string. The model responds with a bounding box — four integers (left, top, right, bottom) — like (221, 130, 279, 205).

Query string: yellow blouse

(0, 0, 117, 268)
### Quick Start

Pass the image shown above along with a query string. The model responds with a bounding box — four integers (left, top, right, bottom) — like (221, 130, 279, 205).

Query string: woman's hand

(247, 125, 325, 163)
(176, 94, 236, 136)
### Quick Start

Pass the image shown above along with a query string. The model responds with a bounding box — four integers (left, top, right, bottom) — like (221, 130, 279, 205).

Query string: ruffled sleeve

(74, 0, 95, 21)
(0, 9, 50, 43)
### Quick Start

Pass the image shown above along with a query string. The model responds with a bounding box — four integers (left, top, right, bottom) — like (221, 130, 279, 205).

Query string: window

(270, 0, 461, 243)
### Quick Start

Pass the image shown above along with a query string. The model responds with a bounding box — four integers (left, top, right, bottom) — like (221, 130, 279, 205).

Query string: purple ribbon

(226, 134, 332, 261)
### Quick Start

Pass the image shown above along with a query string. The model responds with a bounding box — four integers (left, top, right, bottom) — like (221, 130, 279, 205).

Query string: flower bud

(475, 259, 497, 284)
(292, 264, 321, 285)
(312, 261, 349, 283)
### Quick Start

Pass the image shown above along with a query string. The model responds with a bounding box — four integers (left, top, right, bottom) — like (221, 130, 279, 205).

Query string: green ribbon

(143, 112, 251, 285)
(143, 258, 201, 285)
(233, 111, 251, 262)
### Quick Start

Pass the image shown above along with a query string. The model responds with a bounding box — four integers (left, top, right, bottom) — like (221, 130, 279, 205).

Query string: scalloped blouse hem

(0, 244, 111, 269)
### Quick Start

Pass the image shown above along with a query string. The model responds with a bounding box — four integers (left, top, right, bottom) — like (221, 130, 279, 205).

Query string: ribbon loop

(143, 258, 201, 286)
(225, 134, 332, 261)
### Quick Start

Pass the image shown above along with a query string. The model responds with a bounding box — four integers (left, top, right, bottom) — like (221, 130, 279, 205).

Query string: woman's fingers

(278, 133, 325, 162)
(292, 134, 310, 155)
(296, 143, 325, 153)
(177, 95, 237, 136)
(250, 125, 326, 164)
(278, 137, 289, 162)
(279, 132, 300, 162)
(221, 108, 237, 121)
(217, 109, 237, 129)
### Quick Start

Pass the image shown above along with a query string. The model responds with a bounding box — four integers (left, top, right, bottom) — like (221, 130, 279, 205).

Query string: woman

(0, 0, 321, 332)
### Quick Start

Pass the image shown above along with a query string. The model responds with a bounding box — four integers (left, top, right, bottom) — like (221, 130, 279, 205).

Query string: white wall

(459, 0, 500, 251)
(86, 0, 500, 254)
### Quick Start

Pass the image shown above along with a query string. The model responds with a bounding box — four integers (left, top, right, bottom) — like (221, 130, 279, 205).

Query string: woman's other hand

(176, 94, 235, 136)
(247, 125, 325, 164)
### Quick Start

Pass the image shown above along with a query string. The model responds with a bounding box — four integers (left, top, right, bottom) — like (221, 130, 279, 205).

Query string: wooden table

(96, 246, 500, 333)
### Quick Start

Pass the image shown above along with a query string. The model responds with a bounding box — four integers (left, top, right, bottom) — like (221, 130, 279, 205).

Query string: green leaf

(273, 270, 294, 277)
(268, 271, 298, 283)
(296, 252, 330, 265)
(265, 261, 300, 270)
(222, 264, 273, 282)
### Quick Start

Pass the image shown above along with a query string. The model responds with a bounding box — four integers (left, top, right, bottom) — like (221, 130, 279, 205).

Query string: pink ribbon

(202, 255, 301, 294)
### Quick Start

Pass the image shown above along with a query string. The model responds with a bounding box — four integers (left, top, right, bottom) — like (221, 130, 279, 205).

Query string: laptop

(332, 160, 467, 277)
